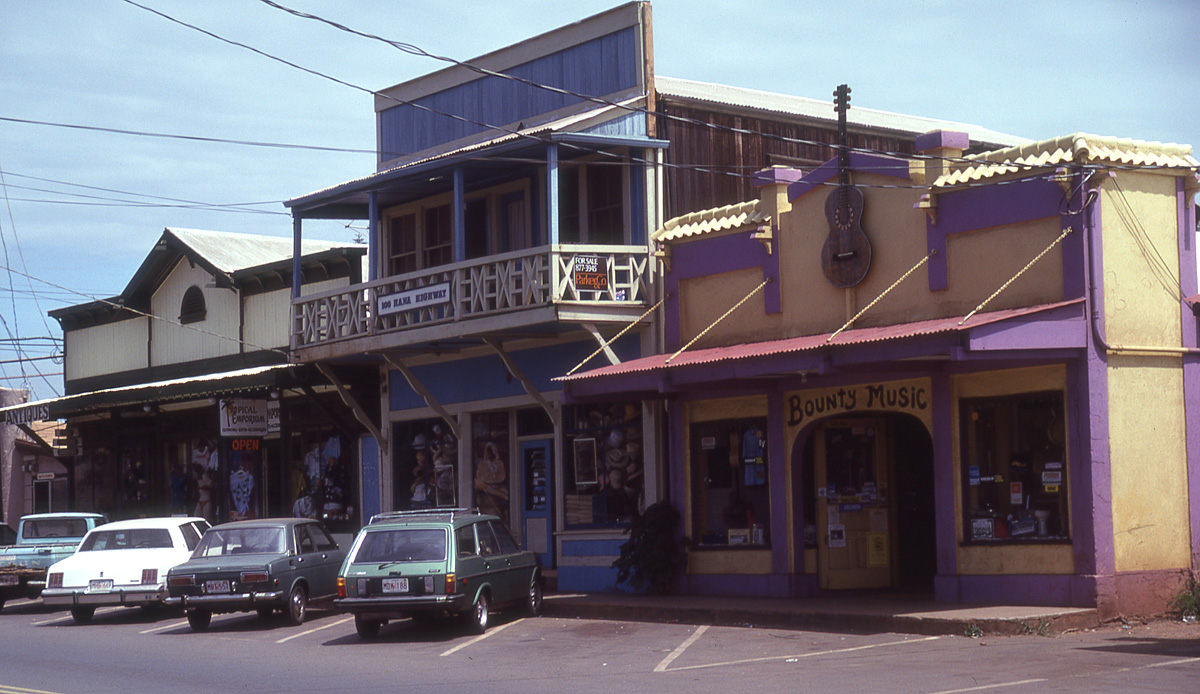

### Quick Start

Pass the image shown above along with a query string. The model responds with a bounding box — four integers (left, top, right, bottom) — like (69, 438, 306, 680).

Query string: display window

(471, 412, 511, 526)
(959, 391, 1068, 542)
(289, 431, 355, 532)
(393, 419, 459, 511)
(562, 402, 644, 527)
(690, 417, 770, 547)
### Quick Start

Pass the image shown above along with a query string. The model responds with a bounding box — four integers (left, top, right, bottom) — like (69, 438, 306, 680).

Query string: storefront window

(226, 437, 262, 521)
(562, 402, 644, 527)
(393, 419, 458, 511)
(290, 432, 355, 530)
(472, 412, 511, 526)
(691, 418, 770, 546)
(960, 391, 1068, 542)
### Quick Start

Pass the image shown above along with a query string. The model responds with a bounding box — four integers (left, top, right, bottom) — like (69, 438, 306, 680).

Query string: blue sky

(1, 0, 1196, 400)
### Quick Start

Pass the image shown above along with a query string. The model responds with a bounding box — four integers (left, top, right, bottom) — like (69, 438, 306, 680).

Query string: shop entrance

(813, 415, 935, 591)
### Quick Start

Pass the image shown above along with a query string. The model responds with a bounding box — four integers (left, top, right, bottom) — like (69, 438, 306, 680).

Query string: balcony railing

(293, 245, 652, 349)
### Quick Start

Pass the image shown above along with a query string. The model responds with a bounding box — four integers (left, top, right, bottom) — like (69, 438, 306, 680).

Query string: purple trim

(767, 390, 790, 575)
(790, 424, 813, 576)
(1180, 179, 1200, 569)
(664, 231, 780, 350)
(925, 178, 1064, 291)
(931, 373, 957, 580)
(965, 304, 1088, 351)
(1081, 193, 1114, 577)
(753, 167, 805, 188)
(949, 574, 1095, 608)
(668, 400, 687, 533)
(915, 130, 970, 153)
(786, 152, 913, 203)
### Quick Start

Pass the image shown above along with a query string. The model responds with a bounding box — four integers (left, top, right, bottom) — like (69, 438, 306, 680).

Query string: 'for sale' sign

(573, 256, 608, 291)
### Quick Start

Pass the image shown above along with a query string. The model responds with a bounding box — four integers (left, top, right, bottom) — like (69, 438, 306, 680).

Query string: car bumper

(164, 591, 285, 610)
(334, 594, 469, 618)
(41, 587, 166, 607)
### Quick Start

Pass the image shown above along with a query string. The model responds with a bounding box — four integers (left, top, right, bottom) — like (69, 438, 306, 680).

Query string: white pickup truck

(0, 513, 106, 611)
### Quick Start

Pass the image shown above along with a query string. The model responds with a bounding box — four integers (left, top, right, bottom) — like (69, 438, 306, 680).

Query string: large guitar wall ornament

(821, 84, 872, 289)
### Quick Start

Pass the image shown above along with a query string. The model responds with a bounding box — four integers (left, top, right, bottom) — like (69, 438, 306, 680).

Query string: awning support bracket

(315, 363, 385, 447)
(564, 297, 665, 377)
(828, 250, 935, 342)
(382, 355, 460, 440)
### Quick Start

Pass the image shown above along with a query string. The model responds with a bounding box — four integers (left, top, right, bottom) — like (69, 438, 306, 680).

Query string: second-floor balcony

(292, 244, 652, 358)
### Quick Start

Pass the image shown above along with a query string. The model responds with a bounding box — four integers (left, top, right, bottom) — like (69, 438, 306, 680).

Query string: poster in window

(573, 437, 598, 488)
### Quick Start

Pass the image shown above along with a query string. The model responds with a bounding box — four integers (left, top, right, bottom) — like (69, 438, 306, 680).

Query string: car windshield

(23, 518, 90, 539)
(193, 527, 286, 557)
(80, 528, 172, 551)
(354, 528, 446, 563)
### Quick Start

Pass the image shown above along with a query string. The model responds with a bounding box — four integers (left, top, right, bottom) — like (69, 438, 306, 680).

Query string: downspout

(1087, 172, 1200, 356)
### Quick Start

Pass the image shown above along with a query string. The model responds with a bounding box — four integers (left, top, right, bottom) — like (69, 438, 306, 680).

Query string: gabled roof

(50, 228, 364, 326)
(935, 133, 1200, 188)
(654, 76, 1029, 150)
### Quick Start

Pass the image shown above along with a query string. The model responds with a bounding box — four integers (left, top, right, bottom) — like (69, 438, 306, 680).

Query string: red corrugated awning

(559, 298, 1085, 386)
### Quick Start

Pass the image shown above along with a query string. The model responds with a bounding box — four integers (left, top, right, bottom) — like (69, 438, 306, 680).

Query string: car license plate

(205, 580, 231, 594)
(86, 579, 113, 593)
(382, 578, 409, 594)
(0, 574, 17, 586)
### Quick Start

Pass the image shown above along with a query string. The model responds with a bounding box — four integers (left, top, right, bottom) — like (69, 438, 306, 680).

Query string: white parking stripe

(654, 625, 708, 672)
(927, 679, 1047, 694)
(440, 619, 521, 656)
(275, 616, 354, 643)
(661, 635, 941, 673)
(140, 619, 188, 634)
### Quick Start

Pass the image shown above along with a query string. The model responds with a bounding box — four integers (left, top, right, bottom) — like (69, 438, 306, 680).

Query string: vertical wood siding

(150, 260, 240, 366)
(379, 28, 640, 159)
(64, 317, 149, 381)
(659, 104, 915, 219)
(243, 278, 348, 351)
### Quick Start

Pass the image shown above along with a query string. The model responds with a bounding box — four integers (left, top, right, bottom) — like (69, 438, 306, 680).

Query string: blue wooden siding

(389, 335, 641, 411)
(380, 28, 641, 159)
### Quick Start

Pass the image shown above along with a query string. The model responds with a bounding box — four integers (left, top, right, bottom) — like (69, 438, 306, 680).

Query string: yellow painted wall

(1107, 356, 1190, 571)
(688, 549, 772, 575)
(1094, 171, 1191, 573)
(674, 170, 1065, 349)
(952, 366, 1074, 575)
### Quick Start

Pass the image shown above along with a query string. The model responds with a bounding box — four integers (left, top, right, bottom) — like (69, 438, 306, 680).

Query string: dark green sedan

(335, 509, 542, 639)
(166, 518, 344, 632)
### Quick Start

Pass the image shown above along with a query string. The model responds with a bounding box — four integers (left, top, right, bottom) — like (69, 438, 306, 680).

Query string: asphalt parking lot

(1, 597, 1197, 694)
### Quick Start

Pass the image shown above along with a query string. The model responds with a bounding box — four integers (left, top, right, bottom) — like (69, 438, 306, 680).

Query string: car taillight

(48, 573, 62, 589)
(167, 575, 195, 587)
(445, 573, 456, 594)
(337, 577, 346, 598)
(240, 571, 269, 583)
(141, 569, 158, 585)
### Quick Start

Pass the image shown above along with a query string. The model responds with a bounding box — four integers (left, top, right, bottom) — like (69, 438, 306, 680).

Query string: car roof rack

(368, 508, 481, 524)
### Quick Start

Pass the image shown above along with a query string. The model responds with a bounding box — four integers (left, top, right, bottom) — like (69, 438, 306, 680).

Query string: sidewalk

(541, 591, 1102, 637)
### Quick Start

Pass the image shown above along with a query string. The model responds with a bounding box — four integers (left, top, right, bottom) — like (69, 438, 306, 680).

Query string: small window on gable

(180, 285, 207, 324)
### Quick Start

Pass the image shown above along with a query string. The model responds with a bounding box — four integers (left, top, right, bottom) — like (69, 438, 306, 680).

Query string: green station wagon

(335, 509, 541, 638)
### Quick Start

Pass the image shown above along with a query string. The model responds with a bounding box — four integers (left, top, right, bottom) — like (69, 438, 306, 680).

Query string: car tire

(524, 576, 543, 617)
(256, 607, 274, 619)
(187, 609, 212, 632)
(466, 592, 489, 634)
(0, 597, 6, 613)
(284, 585, 307, 626)
(354, 614, 382, 639)
(70, 606, 95, 624)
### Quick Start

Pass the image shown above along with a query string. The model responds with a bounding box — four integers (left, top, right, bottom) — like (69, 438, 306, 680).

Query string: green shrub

(1169, 573, 1200, 619)
(612, 500, 689, 595)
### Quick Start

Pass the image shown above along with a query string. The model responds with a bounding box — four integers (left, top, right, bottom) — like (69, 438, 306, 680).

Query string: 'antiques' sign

(572, 255, 608, 291)
(219, 398, 269, 437)
(786, 379, 932, 428)
(378, 282, 451, 317)
(4, 403, 49, 425)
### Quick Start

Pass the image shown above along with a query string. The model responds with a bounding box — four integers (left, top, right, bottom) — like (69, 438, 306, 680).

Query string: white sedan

(42, 516, 210, 624)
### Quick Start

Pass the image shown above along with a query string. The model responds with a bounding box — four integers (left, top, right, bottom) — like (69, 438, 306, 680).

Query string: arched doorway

(798, 412, 934, 592)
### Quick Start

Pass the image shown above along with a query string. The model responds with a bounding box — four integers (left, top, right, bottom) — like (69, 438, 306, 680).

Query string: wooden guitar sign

(821, 84, 872, 288)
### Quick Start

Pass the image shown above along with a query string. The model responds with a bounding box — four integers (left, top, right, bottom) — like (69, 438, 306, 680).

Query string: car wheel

(71, 606, 95, 624)
(187, 609, 212, 632)
(466, 592, 489, 634)
(354, 614, 382, 639)
(256, 607, 274, 619)
(284, 585, 307, 626)
(524, 577, 543, 617)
